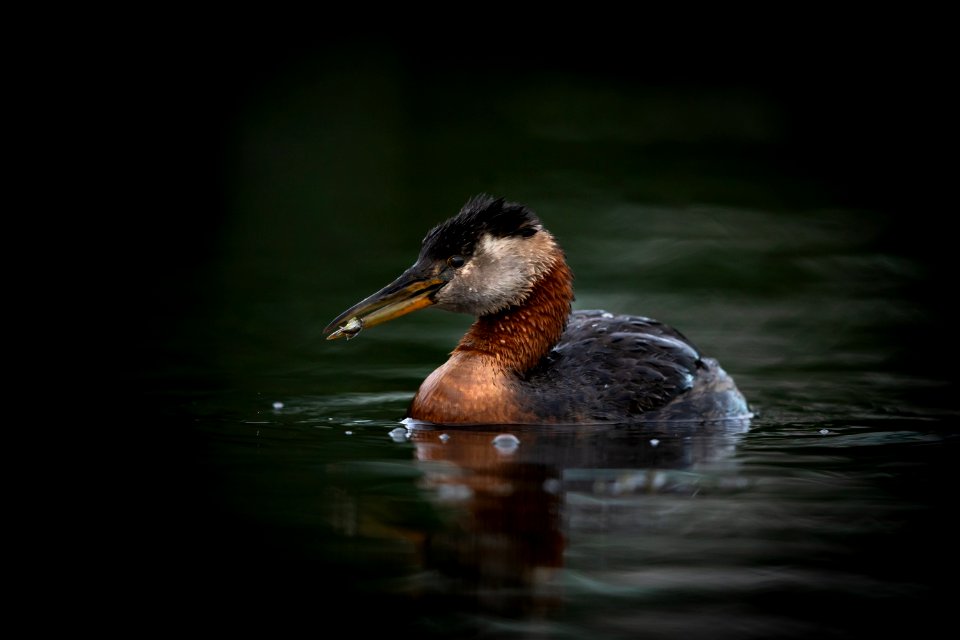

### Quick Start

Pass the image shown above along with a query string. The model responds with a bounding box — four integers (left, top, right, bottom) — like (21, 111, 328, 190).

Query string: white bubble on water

(492, 434, 520, 453)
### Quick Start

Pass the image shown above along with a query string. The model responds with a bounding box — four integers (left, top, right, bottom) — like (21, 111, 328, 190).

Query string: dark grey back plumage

(518, 310, 747, 423)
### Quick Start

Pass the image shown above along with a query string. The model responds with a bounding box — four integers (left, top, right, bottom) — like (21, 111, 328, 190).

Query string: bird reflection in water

(403, 418, 750, 616)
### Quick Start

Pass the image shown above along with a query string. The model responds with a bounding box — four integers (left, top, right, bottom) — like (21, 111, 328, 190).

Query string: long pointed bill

(324, 267, 447, 341)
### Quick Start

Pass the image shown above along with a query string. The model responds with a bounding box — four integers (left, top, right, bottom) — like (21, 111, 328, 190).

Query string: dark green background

(73, 34, 955, 634)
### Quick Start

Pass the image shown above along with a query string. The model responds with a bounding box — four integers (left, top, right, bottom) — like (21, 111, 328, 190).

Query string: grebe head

(325, 194, 562, 339)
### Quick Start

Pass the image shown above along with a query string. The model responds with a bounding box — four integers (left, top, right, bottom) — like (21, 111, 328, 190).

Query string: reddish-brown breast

(407, 259, 574, 424)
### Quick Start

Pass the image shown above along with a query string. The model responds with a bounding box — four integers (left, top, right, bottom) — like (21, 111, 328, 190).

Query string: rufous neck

(453, 258, 573, 373)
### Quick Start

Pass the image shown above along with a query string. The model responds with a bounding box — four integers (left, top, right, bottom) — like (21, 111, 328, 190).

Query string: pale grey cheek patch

(435, 232, 558, 315)
(474, 234, 534, 302)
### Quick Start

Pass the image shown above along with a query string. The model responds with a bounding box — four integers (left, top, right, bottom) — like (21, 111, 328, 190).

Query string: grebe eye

(448, 255, 465, 268)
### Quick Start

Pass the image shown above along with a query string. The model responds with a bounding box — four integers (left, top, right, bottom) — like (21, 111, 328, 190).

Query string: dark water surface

(120, 53, 954, 637)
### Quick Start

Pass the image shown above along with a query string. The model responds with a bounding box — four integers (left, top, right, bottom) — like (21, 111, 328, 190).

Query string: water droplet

(345, 431, 353, 435)
(819, 428, 830, 435)
(492, 433, 520, 453)
(439, 433, 450, 443)
(436, 484, 473, 501)
(542, 478, 562, 494)
(649, 438, 660, 447)
(388, 427, 408, 442)
(272, 401, 284, 410)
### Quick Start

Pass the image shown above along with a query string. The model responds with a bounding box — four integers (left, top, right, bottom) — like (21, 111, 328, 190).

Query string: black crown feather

(421, 194, 541, 259)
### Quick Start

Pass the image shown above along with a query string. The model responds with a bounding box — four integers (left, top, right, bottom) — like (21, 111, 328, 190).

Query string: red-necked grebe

(325, 194, 748, 424)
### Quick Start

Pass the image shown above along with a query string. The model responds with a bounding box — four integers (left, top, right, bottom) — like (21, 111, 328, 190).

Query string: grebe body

(325, 195, 748, 424)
